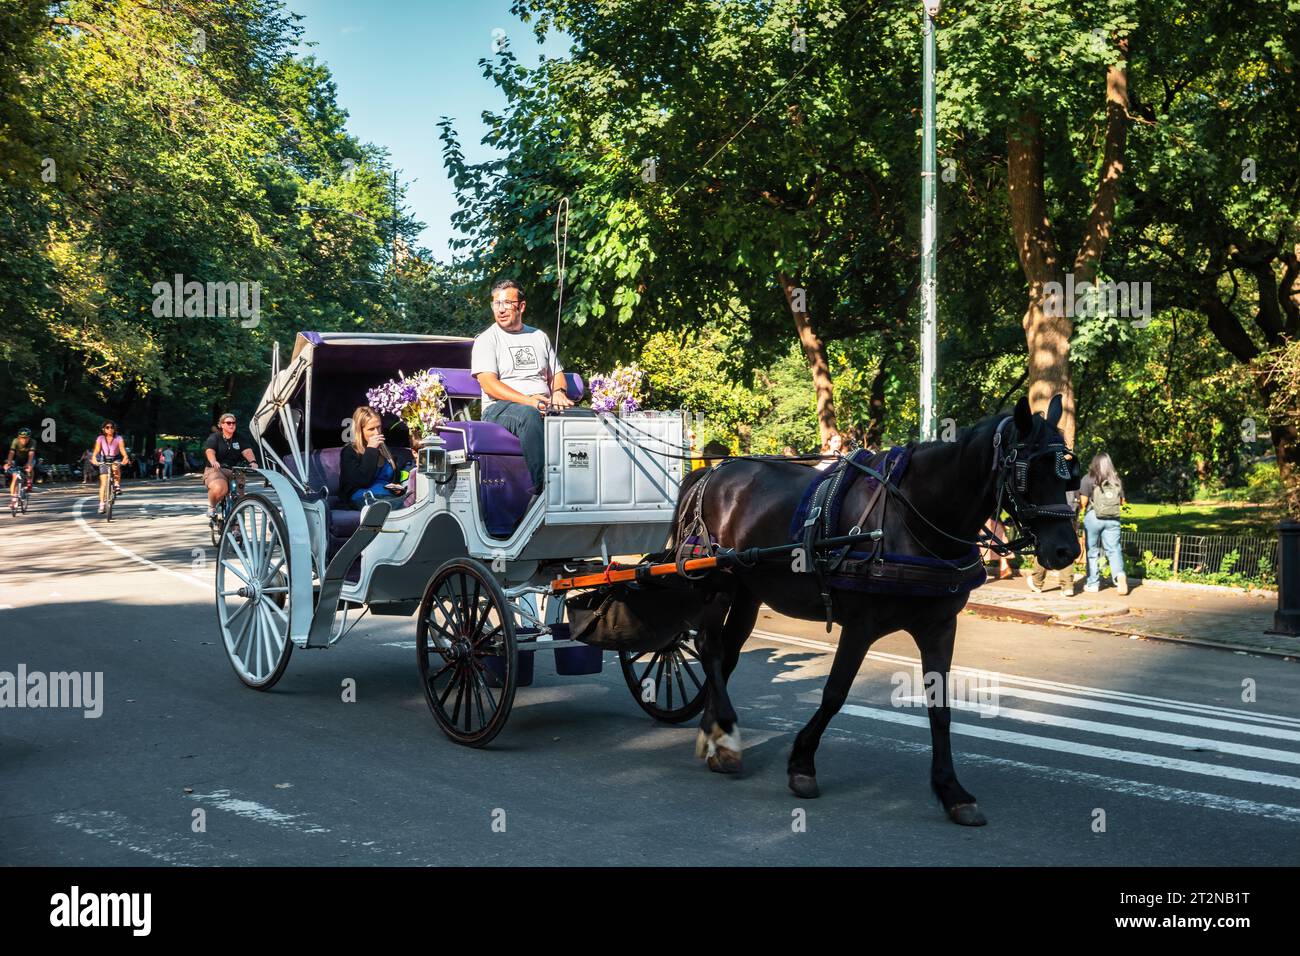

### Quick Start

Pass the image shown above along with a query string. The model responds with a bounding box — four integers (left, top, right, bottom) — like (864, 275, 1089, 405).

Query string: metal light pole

(919, 0, 940, 441)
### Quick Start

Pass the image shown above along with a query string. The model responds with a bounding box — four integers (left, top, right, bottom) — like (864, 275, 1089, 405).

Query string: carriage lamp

(419, 435, 449, 481)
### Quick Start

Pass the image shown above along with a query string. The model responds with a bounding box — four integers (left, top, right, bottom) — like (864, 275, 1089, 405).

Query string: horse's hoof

(694, 729, 709, 759)
(948, 802, 987, 827)
(788, 773, 820, 798)
(707, 747, 742, 774)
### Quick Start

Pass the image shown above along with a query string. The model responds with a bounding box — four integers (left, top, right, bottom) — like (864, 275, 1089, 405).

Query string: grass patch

(1124, 501, 1284, 537)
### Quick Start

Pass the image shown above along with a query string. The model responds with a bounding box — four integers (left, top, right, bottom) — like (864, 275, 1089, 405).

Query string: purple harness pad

(788, 446, 909, 541)
(827, 549, 987, 597)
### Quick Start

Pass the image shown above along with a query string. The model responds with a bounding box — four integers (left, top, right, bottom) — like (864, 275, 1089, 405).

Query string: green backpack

(1093, 479, 1122, 519)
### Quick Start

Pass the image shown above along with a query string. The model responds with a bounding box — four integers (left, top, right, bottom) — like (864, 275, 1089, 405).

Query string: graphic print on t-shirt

(511, 346, 539, 371)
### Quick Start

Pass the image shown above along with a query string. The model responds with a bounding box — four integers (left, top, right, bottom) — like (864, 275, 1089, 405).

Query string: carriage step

(305, 500, 392, 647)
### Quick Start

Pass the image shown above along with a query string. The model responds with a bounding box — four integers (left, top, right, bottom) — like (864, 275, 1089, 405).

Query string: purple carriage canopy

(250, 331, 583, 491)
(251, 332, 477, 488)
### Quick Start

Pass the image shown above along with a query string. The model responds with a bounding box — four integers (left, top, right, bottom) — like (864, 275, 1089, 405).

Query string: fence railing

(1117, 531, 1277, 583)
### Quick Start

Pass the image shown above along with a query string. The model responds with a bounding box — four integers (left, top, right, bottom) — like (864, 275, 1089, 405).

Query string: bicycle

(210, 466, 249, 547)
(7, 467, 31, 517)
(95, 455, 125, 522)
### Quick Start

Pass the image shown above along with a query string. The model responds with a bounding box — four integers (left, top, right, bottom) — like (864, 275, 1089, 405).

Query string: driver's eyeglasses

(492, 299, 521, 310)
(222, 420, 236, 426)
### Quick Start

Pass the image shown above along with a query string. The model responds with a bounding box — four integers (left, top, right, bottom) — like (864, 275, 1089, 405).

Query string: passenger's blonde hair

(351, 406, 394, 466)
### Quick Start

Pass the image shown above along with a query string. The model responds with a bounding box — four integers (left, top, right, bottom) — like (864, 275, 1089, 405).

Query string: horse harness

(674, 419, 1080, 631)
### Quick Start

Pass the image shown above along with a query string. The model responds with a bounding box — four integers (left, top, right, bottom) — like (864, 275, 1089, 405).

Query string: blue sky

(289, 1, 570, 261)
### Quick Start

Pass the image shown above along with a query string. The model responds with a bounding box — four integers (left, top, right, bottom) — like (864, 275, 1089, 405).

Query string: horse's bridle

(983, 416, 1081, 555)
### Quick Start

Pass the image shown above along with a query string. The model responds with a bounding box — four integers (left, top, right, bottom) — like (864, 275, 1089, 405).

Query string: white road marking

(751, 628, 1300, 727)
(52, 809, 234, 864)
(893, 695, 1300, 764)
(189, 789, 329, 834)
(931, 685, 1300, 742)
(72, 497, 209, 591)
(836, 703, 1300, 791)
(761, 716, 1300, 825)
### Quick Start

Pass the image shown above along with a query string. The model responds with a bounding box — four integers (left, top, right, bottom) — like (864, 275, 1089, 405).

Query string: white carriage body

(247, 332, 687, 645)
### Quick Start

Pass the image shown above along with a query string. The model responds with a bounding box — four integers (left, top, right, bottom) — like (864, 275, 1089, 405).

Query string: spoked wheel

(19, 487, 28, 515)
(104, 488, 114, 522)
(215, 493, 292, 690)
(416, 557, 517, 748)
(619, 631, 708, 723)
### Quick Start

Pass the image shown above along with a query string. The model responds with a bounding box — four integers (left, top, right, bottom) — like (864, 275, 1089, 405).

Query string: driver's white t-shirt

(470, 323, 562, 411)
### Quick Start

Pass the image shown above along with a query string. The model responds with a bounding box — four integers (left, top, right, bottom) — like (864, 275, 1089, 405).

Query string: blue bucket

(551, 623, 604, 676)
(484, 647, 534, 688)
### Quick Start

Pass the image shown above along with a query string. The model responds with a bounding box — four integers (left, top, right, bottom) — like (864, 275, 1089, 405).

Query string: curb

(1123, 576, 1278, 600)
(967, 600, 1298, 661)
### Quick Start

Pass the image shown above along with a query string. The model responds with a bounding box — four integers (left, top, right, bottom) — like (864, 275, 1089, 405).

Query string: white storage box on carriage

(543, 410, 684, 522)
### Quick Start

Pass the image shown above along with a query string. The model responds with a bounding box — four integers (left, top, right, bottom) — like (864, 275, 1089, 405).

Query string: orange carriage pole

(550, 556, 721, 593)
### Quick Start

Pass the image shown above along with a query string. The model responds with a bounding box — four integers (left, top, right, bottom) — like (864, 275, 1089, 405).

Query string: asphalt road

(3, 477, 1300, 866)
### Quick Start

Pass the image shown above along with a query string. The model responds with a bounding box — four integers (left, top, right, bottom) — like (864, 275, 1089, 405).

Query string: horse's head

(1000, 395, 1082, 571)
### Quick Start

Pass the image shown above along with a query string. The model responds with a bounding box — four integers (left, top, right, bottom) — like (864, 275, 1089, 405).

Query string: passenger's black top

(339, 444, 383, 502)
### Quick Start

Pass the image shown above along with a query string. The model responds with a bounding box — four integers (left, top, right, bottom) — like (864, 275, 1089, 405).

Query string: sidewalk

(967, 572, 1298, 660)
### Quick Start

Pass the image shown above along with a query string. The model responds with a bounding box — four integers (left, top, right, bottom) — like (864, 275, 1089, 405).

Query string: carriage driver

(471, 279, 574, 495)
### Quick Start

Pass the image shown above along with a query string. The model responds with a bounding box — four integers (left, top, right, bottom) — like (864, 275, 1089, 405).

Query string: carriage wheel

(417, 558, 517, 748)
(215, 493, 293, 690)
(619, 632, 708, 724)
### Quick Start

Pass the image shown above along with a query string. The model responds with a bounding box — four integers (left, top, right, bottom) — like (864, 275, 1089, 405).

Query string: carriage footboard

(306, 499, 392, 647)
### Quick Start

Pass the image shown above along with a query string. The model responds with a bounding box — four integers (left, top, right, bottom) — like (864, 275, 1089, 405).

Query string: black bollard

(1272, 519, 1300, 636)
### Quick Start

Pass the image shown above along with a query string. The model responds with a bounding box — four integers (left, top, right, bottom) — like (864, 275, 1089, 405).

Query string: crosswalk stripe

(894, 696, 1300, 765)
(750, 629, 1300, 728)
(933, 685, 1300, 742)
(837, 703, 1300, 790)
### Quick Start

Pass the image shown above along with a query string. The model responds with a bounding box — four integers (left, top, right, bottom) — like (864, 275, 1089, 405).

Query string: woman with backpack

(1079, 452, 1128, 594)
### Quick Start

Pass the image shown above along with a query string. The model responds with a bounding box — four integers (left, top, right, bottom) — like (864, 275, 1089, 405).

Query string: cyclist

(204, 413, 257, 519)
(92, 420, 130, 514)
(6, 427, 37, 510)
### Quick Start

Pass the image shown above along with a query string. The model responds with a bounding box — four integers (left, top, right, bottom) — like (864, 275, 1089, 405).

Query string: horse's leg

(695, 587, 759, 774)
(787, 618, 875, 798)
(913, 616, 987, 827)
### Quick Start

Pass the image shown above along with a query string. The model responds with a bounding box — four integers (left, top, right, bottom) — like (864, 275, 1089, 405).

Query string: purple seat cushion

(436, 421, 523, 457)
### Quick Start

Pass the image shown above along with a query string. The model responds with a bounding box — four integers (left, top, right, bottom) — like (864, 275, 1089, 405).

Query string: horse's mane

(904, 412, 1008, 456)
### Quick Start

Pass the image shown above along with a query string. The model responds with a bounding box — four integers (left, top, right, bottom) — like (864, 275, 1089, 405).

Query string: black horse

(672, 395, 1080, 826)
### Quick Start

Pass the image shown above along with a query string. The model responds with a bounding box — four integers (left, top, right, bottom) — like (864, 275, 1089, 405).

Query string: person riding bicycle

(204, 412, 257, 519)
(6, 427, 37, 509)
(92, 420, 130, 514)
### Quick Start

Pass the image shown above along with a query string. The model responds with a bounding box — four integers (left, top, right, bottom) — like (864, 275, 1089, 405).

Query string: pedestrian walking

(982, 518, 1015, 580)
(79, 448, 95, 484)
(1079, 452, 1128, 594)
(162, 446, 174, 480)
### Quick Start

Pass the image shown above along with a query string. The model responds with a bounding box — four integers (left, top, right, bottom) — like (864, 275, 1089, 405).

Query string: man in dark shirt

(203, 413, 257, 518)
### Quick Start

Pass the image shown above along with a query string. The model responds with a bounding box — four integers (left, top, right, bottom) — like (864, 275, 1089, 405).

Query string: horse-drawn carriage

(214, 331, 709, 745)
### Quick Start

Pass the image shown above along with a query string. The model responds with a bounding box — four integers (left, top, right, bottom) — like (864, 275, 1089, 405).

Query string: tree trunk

(778, 271, 837, 443)
(865, 360, 887, 448)
(1006, 50, 1128, 449)
(1270, 420, 1300, 516)
(1007, 109, 1074, 444)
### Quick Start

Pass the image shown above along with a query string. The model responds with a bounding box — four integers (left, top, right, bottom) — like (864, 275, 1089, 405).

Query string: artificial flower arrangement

(366, 369, 448, 444)
(588, 363, 645, 414)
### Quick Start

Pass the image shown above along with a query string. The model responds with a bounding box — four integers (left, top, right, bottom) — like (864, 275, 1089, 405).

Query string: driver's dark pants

(482, 400, 545, 495)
